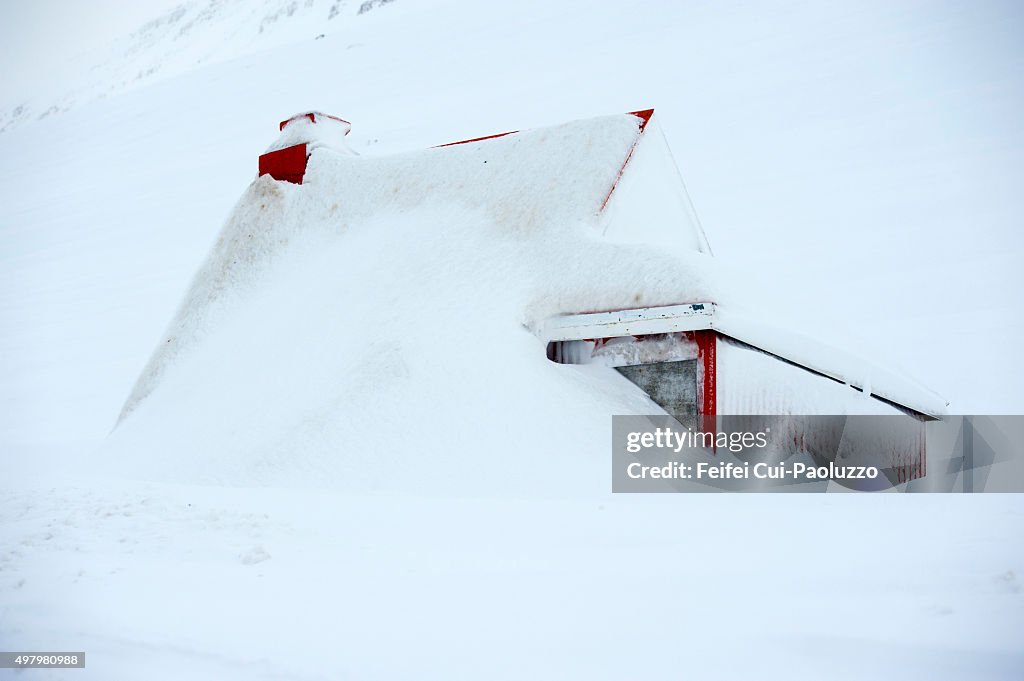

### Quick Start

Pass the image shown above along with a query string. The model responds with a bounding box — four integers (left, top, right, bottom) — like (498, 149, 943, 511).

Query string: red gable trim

(630, 108, 654, 131)
(599, 109, 655, 212)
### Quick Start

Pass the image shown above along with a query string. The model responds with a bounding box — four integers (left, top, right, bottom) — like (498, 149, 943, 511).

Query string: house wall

(715, 336, 906, 416)
(616, 360, 699, 416)
(715, 336, 926, 481)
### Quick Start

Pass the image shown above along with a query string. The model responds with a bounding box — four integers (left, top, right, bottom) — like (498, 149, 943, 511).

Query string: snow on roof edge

(711, 307, 948, 419)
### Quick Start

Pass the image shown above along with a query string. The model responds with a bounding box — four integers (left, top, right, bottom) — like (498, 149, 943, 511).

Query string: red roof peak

(629, 109, 655, 130)
(279, 111, 352, 132)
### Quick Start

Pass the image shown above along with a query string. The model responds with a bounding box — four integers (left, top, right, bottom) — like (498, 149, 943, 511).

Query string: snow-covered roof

(543, 302, 948, 418)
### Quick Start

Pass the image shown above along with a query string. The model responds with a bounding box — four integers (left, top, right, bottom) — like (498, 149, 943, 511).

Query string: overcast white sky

(0, 0, 184, 96)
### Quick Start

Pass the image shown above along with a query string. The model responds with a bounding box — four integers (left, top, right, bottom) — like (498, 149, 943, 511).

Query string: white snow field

(1, 1, 1023, 679)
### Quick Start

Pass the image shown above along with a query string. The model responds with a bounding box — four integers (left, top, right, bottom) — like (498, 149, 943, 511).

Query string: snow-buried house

(110, 110, 945, 489)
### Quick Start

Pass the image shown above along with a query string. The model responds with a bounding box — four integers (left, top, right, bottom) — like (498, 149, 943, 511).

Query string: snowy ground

(6, 487, 1024, 680)
(3, 450, 1023, 680)
(1, 1, 1023, 678)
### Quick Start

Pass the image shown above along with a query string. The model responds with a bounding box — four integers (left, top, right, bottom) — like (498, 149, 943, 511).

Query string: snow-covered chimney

(258, 112, 355, 184)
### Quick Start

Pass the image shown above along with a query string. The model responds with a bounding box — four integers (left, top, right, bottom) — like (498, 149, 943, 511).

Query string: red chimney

(258, 112, 352, 184)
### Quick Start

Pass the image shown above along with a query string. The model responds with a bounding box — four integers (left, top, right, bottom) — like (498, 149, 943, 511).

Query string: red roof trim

(279, 112, 352, 131)
(434, 109, 654, 148)
(599, 109, 656, 212)
(630, 108, 654, 131)
(435, 130, 518, 148)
